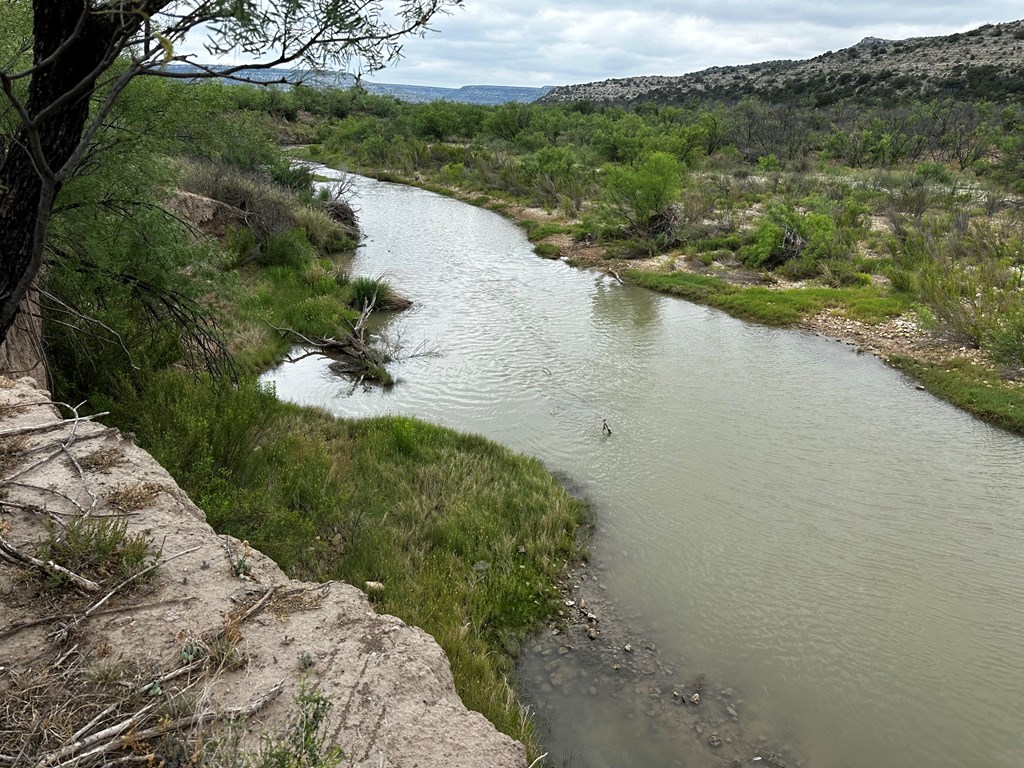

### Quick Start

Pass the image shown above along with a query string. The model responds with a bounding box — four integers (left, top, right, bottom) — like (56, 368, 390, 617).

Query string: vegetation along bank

(255, 79, 1024, 434)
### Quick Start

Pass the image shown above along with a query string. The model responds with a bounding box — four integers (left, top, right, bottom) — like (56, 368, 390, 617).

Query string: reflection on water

(264, 170, 1024, 768)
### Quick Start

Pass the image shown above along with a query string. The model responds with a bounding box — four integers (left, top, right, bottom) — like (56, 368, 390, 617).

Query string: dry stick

(55, 401, 100, 516)
(3, 480, 85, 515)
(71, 703, 121, 742)
(50, 546, 202, 645)
(0, 532, 100, 593)
(0, 413, 109, 440)
(229, 585, 277, 627)
(39, 682, 285, 768)
(0, 597, 196, 641)
(30, 701, 160, 768)
(0, 499, 69, 532)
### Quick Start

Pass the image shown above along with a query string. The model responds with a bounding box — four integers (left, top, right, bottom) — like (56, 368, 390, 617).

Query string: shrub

(601, 151, 683, 246)
(348, 275, 409, 310)
(294, 206, 356, 255)
(257, 229, 317, 269)
(984, 307, 1024, 368)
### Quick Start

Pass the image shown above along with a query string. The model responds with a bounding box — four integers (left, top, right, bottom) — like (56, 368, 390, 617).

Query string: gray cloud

(373, 1, 1023, 87)
(176, 2, 1024, 88)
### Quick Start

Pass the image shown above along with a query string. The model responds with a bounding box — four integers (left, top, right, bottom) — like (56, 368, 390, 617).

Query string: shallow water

(264, 171, 1024, 767)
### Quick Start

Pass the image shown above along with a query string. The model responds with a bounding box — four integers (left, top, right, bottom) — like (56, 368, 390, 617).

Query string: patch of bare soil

(0, 377, 524, 767)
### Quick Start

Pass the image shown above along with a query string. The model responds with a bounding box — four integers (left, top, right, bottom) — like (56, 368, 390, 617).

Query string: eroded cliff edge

(0, 376, 526, 767)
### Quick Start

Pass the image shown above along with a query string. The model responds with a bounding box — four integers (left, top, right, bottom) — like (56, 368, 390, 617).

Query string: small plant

(298, 651, 316, 670)
(255, 687, 343, 768)
(232, 540, 253, 580)
(41, 516, 158, 588)
(347, 275, 410, 311)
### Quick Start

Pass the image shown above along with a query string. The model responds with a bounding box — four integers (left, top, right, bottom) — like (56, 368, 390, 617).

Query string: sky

(183, 1, 1024, 89)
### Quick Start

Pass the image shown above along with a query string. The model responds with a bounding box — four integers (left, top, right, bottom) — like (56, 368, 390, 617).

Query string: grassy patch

(534, 243, 562, 259)
(224, 258, 357, 371)
(628, 271, 908, 325)
(888, 356, 1024, 434)
(518, 220, 570, 242)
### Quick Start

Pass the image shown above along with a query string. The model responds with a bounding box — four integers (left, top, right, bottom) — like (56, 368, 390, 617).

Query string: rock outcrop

(0, 376, 526, 767)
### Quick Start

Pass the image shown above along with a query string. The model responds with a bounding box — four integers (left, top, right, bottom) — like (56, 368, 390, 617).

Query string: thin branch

(49, 545, 203, 645)
(0, 413, 108, 440)
(0, 532, 101, 594)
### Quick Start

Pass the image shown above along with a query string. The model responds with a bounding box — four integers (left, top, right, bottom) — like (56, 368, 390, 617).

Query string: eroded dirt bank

(0, 376, 525, 767)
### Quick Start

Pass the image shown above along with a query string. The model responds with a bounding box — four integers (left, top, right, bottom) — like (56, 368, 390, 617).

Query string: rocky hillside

(540, 19, 1024, 105)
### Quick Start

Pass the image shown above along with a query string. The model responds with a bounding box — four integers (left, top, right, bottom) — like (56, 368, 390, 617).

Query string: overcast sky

(181, 2, 1024, 88)
(352, 1, 1024, 88)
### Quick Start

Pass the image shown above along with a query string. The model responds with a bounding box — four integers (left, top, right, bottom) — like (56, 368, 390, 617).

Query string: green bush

(257, 229, 316, 269)
(984, 308, 1024, 368)
(601, 151, 683, 248)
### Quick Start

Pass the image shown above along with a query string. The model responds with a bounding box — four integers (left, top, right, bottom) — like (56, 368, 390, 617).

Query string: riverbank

(32, 154, 589, 758)
(0, 376, 528, 767)
(304, 154, 1024, 436)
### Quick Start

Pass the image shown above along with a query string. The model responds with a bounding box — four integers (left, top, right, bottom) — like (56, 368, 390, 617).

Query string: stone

(624, 644, 633, 653)
(708, 735, 722, 748)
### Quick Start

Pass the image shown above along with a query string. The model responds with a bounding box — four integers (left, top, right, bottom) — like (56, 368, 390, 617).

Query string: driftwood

(274, 298, 393, 383)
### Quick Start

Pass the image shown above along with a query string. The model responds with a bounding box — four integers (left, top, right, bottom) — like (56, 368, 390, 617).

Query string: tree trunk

(0, 1, 113, 347)
(0, 289, 47, 383)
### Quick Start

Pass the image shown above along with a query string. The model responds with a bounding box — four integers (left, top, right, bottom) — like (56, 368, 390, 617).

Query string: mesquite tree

(0, 0, 461, 347)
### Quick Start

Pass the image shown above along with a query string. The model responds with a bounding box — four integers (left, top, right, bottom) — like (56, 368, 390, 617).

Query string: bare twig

(0, 597, 196, 641)
(50, 546, 202, 644)
(0, 532, 100, 593)
(0, 413, 109, 440)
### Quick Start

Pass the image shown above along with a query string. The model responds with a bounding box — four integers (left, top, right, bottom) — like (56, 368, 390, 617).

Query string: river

(263, 170, 1024, 767)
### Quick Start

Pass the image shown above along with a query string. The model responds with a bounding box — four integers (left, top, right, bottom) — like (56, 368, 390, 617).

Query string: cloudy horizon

(183, 2, 1024, 90)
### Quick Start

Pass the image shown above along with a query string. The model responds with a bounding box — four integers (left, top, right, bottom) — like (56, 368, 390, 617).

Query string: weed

(254, 687, 343, 768)
(105, 481, 163, 511)
(41, 515, 158, 588)
(534, 243, 561, 259)
(77, 446, 128, 474)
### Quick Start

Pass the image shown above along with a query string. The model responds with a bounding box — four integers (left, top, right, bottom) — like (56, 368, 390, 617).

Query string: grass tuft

(888, 356, 1024, 435)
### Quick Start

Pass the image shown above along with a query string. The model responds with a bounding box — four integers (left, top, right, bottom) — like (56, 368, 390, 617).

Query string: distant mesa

(159, 64, 549, 105)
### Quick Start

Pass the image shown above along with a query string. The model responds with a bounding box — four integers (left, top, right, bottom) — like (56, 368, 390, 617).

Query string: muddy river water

(264, 170, 1024, 767)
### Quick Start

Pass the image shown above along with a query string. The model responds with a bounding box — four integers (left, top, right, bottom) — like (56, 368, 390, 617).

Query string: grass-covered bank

(95, 374, 586, 749)
(888, 356, 1024, 433)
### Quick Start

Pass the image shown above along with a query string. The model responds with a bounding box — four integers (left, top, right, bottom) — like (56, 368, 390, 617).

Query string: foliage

(41, 516, 158, 589)
(601, 152, 683, 252)
(252, 688, 343, 768)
